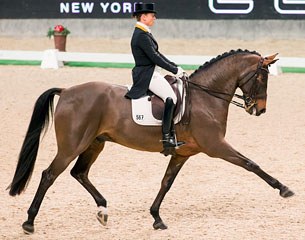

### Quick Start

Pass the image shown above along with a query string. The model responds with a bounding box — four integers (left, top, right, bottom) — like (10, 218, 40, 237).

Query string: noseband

(235, 57, 269, 111)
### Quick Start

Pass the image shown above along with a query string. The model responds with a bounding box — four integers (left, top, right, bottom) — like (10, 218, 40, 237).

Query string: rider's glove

(176, 67, 185, 78)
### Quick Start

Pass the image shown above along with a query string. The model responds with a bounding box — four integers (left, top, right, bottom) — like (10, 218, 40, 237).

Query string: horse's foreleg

(23, 155, 74, 234)
(70, 138, 108, 226)
(150, 155, 189, 230)
(208, 140, 294, 198)
(241, 155, 294, 198)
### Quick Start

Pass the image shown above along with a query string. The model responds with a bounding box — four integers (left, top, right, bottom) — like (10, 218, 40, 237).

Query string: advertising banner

(1, 0, 305, 19)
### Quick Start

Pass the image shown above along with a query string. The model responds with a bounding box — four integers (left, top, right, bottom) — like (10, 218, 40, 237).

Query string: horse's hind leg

(22, 154, 75, 234)
(70, 138, 108, 226)
(150, 155, 189, 230)
(207, 140, 294, 198)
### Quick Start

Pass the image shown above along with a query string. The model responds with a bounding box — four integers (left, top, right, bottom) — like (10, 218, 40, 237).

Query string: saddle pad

(131, 96, 162, 126)
(129, 79, 185, 126)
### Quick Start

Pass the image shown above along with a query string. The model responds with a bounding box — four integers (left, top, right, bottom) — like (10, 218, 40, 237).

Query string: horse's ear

(263, 53, 279, 66)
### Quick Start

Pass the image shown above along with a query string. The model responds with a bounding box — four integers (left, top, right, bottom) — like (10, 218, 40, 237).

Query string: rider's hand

(176, 67, 185, 78)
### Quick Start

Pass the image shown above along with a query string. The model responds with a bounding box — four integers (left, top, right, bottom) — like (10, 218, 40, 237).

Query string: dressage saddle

(149, 75, 183, 120)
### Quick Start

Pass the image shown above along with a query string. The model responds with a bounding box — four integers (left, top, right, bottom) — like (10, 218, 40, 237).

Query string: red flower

(47, 25, 71, 38)
(54, 25, 65, 33)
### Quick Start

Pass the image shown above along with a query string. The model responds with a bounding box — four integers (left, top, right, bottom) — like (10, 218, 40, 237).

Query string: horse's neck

(190, 53, 259, 96)
(188, 60, 241, 125)
(191, 64, 238, 99)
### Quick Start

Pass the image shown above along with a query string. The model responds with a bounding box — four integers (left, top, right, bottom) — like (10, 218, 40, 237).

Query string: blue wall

(1, 0, 305, 19)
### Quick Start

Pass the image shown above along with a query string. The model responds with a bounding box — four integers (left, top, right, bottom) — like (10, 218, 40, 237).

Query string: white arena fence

(1, 49, 305, 75)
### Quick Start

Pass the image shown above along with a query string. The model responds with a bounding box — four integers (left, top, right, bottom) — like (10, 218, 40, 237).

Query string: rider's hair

(134, 13, 143, 21)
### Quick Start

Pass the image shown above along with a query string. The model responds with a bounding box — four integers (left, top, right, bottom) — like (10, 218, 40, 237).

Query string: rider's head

(133, 3, 157, 26)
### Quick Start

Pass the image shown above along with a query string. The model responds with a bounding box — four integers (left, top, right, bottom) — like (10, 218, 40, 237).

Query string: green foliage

(47, 25, 71, 38)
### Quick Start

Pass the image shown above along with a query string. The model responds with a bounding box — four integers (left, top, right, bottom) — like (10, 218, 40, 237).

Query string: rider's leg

(161, 97, 184, 148)
(149, 69, 177, 104)
(149, 70, 184, 154)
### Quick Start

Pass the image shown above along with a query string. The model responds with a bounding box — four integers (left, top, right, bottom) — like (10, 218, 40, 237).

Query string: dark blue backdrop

(1, 0, 305, 19)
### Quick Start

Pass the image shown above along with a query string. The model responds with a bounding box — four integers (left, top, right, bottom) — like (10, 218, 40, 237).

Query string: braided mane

(189, 49, 261, 78)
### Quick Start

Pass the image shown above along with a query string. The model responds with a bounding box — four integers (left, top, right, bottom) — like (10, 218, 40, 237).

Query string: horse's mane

(189, 49, 261, 78)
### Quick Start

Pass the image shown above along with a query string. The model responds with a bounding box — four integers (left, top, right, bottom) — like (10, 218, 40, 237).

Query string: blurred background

(1, 0, 305, 39)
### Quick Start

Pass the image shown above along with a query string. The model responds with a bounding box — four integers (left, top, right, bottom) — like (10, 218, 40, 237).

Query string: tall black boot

(161, 97, 185, 156)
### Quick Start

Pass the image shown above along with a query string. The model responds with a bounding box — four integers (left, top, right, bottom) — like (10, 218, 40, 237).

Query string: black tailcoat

(125, 26, 178, 99)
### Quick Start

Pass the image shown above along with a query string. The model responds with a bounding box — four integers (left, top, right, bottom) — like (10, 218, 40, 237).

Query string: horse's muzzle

(254, 107, 266, 116)
(255, 98, 267, 116)
(247, 102, 266, 116)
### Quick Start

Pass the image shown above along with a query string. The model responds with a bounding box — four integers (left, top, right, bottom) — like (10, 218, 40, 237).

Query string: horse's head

(238, 53, 278, 116)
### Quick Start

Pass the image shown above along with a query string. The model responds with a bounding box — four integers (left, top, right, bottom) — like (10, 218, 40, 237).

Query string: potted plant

(47, 25, 71, 52)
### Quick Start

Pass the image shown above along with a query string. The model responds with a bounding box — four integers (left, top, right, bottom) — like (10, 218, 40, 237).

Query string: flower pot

(54, 34, 67, 52)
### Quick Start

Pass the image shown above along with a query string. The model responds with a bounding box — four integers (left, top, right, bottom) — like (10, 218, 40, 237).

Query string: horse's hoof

(97, 207, 108, 226)
(22, 221, 34, 234)
(280, 186, 295, 198)
(153, 221, 168, 230)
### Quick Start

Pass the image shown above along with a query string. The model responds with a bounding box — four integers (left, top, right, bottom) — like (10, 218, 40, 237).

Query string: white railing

(1, 49, 305, 75)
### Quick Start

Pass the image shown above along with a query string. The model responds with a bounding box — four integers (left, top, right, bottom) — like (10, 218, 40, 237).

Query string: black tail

(8, 88, 62, 196)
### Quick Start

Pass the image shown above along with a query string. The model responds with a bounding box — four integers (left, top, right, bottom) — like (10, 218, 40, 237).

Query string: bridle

(186, 57, 269, 110)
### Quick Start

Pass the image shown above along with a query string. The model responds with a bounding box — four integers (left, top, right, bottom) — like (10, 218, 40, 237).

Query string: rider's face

(141, 13, 156, 27)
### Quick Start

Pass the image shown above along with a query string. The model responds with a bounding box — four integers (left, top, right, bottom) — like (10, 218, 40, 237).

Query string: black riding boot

(161, 97, 185, 156)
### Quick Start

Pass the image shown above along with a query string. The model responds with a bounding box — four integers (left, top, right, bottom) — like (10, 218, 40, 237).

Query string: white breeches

(148, 68, 177, 104)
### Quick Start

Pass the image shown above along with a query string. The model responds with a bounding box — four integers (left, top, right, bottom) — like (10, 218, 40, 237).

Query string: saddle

(150, 75, 183, 120)
(129, 75, 190, 126)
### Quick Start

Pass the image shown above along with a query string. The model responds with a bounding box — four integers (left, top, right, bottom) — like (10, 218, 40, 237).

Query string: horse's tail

(8, 88, 62, 196)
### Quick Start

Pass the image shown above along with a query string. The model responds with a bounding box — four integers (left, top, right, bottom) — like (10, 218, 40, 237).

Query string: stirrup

(170, 130, 185, 148)
(161, 132, 185, 148)
(160, 142, 185, 157)
(161, 139, 185, 148)
(160, 133, 185, 156)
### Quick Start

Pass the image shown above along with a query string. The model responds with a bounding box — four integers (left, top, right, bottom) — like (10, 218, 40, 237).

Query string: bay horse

(8, 49, 294, 234)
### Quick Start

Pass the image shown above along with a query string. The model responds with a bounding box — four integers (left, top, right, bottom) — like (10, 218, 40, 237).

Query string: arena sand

(0, 37, 304, 239)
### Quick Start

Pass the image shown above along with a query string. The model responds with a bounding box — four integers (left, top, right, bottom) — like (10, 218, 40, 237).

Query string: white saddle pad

(129, 79, 186, 126)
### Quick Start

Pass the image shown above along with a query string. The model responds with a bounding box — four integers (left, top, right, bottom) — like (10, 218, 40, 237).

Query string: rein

(187, 80, 246, 109)
(185, 57, 267, 110)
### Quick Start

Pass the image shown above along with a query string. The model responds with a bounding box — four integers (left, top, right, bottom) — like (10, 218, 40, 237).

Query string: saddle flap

(151, 75, 182, 120)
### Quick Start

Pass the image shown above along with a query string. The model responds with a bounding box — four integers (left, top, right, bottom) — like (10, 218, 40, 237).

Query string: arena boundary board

(0, 50, 304, 73)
